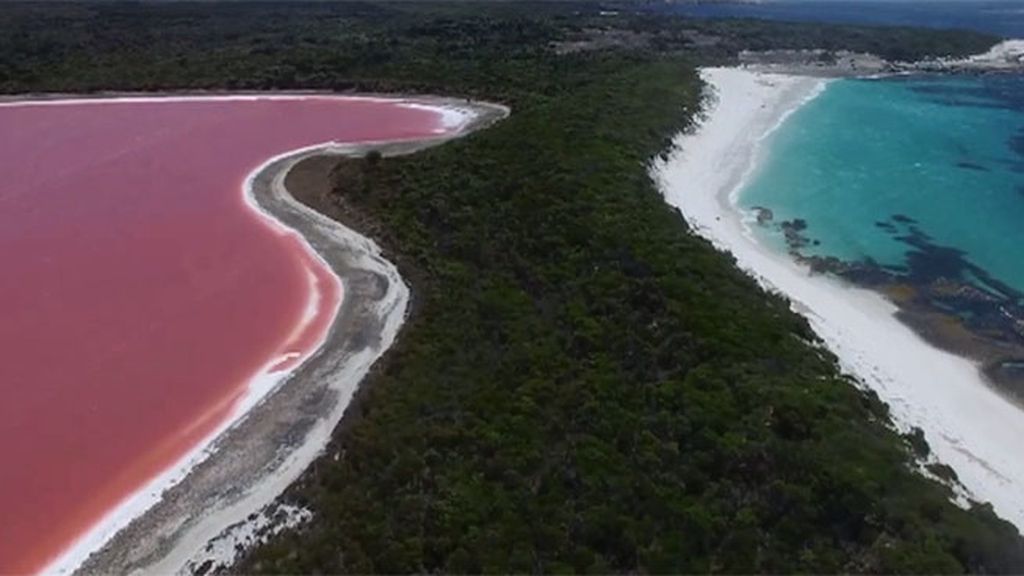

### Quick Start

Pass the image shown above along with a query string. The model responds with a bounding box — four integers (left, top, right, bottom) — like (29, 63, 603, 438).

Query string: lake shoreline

(46, 96, 508, 575)
(653, 67, 1024, 532)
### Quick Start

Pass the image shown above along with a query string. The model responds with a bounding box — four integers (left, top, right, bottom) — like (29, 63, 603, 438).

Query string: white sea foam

(653, 67, 1024, 531)
(400, 101, 477, 133)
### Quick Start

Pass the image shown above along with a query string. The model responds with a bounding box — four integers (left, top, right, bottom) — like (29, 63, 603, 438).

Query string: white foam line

(399, 102, 476, 133)
(653, 67, 1024, 531)
(38, 96, 471, 576)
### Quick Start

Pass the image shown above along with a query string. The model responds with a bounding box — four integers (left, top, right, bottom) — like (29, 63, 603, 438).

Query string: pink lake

(0, 96, 448, 574)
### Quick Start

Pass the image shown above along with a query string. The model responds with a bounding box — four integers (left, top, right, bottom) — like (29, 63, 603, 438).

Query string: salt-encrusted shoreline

(42, 95, 509, 576)
(653, 67, 1024, 531)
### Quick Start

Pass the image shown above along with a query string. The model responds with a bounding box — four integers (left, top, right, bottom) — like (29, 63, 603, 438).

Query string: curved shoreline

(654, 67, 1024, 531)
(50, 142, 349, 576)
(34, 96, 508, 575)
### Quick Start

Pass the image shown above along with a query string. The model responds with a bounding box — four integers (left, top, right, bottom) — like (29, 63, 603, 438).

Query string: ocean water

(740, 72, 1024, 294)
(653, 1, 1024, 38)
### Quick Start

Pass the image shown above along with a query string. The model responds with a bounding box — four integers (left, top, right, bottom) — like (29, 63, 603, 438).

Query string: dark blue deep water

(651, 1, 1024, 38)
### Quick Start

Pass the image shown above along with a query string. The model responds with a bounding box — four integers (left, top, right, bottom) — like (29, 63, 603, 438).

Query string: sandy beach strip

(653, 67, 1024, 531)
(42, 96, 508, 576)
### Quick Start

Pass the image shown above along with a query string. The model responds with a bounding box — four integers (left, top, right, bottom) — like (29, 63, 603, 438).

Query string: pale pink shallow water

(0, 96, 446, 574)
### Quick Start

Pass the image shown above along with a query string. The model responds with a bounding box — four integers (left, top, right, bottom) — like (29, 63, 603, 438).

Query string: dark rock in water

(988, 360, 1024, 390)
(803, 254, 844, 275)
(843, 260, 895, 286)
(902, 225, 934, 244)
(797, 253, 894, 285)
(925, 277, 1001, 304)
(781, 218, 808, 232)
(956, 160, 990, 172)
(752, 205, 774, 225)
(792, 214, 1024, 400)
(902, 243, 967, 284)
(780, 218, 811, 251)
(1009, 312, 1024, 340)
(875, 220, 898, 234)
(1009, 132, 1024, 158)
(997, 359, 1024, 371)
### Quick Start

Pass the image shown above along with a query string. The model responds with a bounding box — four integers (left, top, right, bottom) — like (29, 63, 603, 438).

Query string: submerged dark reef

(760, 212, 1024, 402)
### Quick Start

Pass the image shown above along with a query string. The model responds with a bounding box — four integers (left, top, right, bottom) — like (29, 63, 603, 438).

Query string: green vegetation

(2, 2, 1020, 573)
(659, 16, 1000, 63)
(0, 2, 997, 96)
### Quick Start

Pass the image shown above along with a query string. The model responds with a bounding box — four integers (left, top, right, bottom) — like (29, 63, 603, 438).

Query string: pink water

(0, 96, 447, 574)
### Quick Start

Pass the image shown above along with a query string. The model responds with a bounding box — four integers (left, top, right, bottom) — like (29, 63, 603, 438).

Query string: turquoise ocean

(740, 73, 1024, 299)
(648, 0, 1024, 307)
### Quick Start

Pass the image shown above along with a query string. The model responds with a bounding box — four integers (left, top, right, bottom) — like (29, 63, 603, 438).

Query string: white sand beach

(653, 67, 1024, 531)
